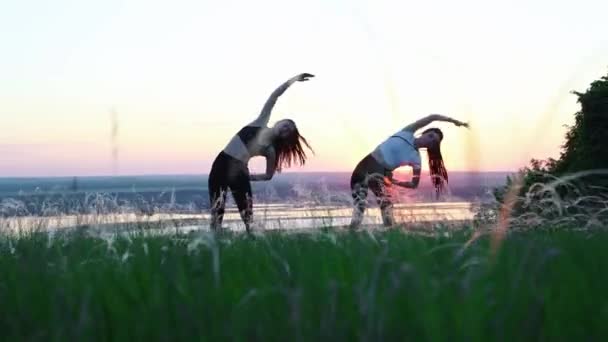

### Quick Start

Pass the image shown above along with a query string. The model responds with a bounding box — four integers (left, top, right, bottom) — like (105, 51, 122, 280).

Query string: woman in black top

(208, 73, 314, 232)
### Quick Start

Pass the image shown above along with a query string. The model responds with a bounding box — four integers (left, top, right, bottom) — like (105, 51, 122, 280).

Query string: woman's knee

(378, 197, 393, 209)
(210, 193, 226, 208)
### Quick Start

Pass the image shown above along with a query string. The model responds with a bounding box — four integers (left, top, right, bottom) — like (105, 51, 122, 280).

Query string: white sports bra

(371, 130, 421, 170)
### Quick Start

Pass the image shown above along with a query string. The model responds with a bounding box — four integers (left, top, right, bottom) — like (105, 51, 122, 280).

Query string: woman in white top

(350, 114, 469, 228)
(208, 73, 315, 232)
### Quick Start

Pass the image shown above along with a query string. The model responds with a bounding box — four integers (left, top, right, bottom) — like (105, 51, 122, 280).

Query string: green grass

(1, 227, 607, 341)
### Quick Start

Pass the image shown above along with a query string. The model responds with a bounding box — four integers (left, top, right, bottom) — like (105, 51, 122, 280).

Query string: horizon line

(0, 170, 517, 180)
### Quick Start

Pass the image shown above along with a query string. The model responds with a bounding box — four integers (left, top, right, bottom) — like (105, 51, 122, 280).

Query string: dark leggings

(350, 154, 395, 227)
(208, 152, 253, 231)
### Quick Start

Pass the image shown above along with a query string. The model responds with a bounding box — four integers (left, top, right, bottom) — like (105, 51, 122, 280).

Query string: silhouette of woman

(208, 73, 315, 232)
(350, 114, 469, 228)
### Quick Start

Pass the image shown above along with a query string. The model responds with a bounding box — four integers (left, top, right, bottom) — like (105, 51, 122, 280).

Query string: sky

(1, 0, 608, 177)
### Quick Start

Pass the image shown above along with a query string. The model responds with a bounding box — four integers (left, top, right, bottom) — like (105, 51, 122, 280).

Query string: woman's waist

(370, 149, 394, 171)
(217, 151, 249, 168)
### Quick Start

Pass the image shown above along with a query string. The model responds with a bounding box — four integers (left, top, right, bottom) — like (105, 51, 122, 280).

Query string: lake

(0, 201, 474, 233)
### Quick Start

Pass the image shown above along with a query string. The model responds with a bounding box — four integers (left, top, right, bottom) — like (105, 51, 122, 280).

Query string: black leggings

(350, 154, 395, 227)
(208, 152, 253, 231)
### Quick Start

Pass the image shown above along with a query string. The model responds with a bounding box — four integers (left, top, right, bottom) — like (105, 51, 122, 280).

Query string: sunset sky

(1, 0, 608, 177)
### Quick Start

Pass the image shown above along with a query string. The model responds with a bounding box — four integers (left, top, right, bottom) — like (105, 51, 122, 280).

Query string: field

(1, 173, 606, 340)
(1, 226, 607, 341)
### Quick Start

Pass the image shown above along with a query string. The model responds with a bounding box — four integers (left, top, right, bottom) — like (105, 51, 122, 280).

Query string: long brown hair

(272, 119, 313, 172)
(422, 128, 448, 198)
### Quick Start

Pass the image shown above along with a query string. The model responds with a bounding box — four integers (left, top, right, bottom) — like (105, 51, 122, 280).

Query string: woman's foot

(381, 207, 395, 227)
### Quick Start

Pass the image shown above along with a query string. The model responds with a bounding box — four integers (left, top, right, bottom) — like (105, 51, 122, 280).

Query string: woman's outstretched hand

(454, 120, 469, 128)
(295, 73, 315, 82)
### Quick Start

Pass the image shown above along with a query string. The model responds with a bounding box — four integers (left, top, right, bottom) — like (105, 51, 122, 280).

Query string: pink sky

(2, 0, 607, 177)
